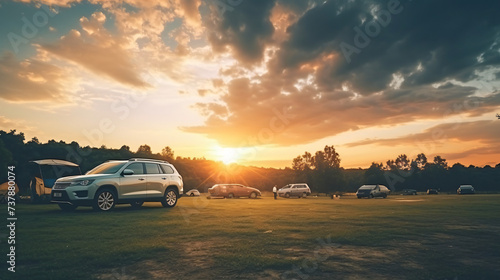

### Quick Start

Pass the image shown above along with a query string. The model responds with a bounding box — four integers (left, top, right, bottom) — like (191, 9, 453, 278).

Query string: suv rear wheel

(161, 188, 178, 208)
(93, 189, 116, 211)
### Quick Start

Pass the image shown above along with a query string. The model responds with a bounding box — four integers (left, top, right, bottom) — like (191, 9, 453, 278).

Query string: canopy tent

(29, 159, 81, 203)
(31, 159, 80, 167)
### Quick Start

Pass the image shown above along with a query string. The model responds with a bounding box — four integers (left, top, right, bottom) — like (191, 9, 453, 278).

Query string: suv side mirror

(122, 169, 134, 176)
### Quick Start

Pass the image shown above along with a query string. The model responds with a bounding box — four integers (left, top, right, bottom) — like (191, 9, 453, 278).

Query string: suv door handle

(138, 178, 145, 181)
(162, 177, 167, 180)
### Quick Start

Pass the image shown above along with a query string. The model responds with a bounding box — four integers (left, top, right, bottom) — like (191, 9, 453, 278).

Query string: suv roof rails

(128, 158, 170, 164)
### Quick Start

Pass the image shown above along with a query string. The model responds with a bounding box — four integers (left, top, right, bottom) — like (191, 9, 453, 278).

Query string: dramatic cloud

(42, 12, 149, 88)
(187, 0, 500, 146)
(14, 0, 81, 6)
(203, 0, 276, 65)
(4, 0, 500, 167)
(184, 75, 500, 146)
(273, 0, 500, 94)
(0, 52, 69, 102)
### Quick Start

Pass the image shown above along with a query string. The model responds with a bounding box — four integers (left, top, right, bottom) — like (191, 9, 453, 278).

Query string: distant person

(273, 185, 277, 200)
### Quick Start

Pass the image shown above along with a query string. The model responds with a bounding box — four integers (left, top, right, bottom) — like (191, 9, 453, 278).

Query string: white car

(278, 183, 311, 198)
(185, 189, 200, 197)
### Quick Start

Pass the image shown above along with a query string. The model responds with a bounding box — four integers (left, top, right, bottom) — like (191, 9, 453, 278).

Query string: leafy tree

(415, 153, 427, 170)
(385, 159, 396, 171)
(137, 144, 152, 155)
(395, 154, 411, 171)
(323, 145, 341, 169)
(120, 145, 130, 151)
(0, 139, 13, 182)
(161, 146, 175, 160)
(312, 150, 326, 170)
(433, 156, 448, 169)
(291, 152, 312, 171)
(292, 145, 343, 193)
(364, 162, 385, 184)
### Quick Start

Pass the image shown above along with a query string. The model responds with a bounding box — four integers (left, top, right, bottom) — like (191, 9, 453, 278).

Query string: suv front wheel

(93, 189, 116, 211)
(161, 188, 178, 208)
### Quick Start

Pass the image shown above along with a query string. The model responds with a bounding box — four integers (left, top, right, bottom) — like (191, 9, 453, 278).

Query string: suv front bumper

(51, 187, 95, 206)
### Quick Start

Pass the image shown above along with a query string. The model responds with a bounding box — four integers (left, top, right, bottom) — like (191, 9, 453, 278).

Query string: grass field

(2, 194, 500, 279)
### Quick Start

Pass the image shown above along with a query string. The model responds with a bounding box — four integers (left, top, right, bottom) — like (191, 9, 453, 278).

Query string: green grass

(2, 194, 500, 279)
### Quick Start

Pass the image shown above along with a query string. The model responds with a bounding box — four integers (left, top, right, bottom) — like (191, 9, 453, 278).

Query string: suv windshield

(87, 162, 127, 175)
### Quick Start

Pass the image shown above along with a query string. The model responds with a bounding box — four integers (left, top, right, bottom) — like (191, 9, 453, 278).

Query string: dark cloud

(274, 0, 500, 94)
(203, 0, 276, 65)
(188, 0, 500, 147)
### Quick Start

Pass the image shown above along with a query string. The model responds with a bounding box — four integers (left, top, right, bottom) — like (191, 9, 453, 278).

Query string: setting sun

(214, 146, 241, 165)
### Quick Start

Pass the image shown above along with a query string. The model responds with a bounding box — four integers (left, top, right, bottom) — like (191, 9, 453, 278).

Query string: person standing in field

(273, 185, 277, 200)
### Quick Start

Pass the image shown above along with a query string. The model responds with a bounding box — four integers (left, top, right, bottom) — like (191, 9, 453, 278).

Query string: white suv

(278, 183, 311, 198)
(51, 158, 183, 211)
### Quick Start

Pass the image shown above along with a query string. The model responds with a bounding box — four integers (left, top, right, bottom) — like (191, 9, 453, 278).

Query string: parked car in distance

(356, 184, 390, 199)
(185, 189, 200, 197)
(277, 183, 311, 198)
(427, 189, 439, 195)
(51, 158, 183, 211)
(208, 184, 261, 199)
(402, 189, 418, 195)
(457, 185, 475, 195)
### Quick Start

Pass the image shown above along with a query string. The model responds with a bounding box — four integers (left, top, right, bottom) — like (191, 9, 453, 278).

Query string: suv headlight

(70, 180, 95, 186)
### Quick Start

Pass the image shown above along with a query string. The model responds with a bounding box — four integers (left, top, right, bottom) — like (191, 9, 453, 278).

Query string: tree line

(291, 145, 500, 193)
(1, 130, 499, 194)
(0, 130, 293, 194)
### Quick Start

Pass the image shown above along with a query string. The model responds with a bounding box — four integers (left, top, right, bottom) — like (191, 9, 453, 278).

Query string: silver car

(185, 189, 201, 197)
(51, 158, 183, 211)
(356, 184, 390, 198)
(278, 183, 311, 198)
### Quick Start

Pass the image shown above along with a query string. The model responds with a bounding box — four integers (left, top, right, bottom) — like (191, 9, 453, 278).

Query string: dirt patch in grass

(94, 239, 226, 280)
(181, 240, 217, 269)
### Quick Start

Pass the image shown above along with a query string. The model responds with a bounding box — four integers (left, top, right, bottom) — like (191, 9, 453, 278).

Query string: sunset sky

(0, 0, 499, 168)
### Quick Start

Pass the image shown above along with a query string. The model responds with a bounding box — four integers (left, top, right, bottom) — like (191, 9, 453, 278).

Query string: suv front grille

(54, 182, 71, 189)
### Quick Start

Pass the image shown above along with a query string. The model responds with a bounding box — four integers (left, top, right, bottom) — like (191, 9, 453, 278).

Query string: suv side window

(127, 163, 144, 175)
(160, 165, 174, 174)
(145, 163, 161, 174)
